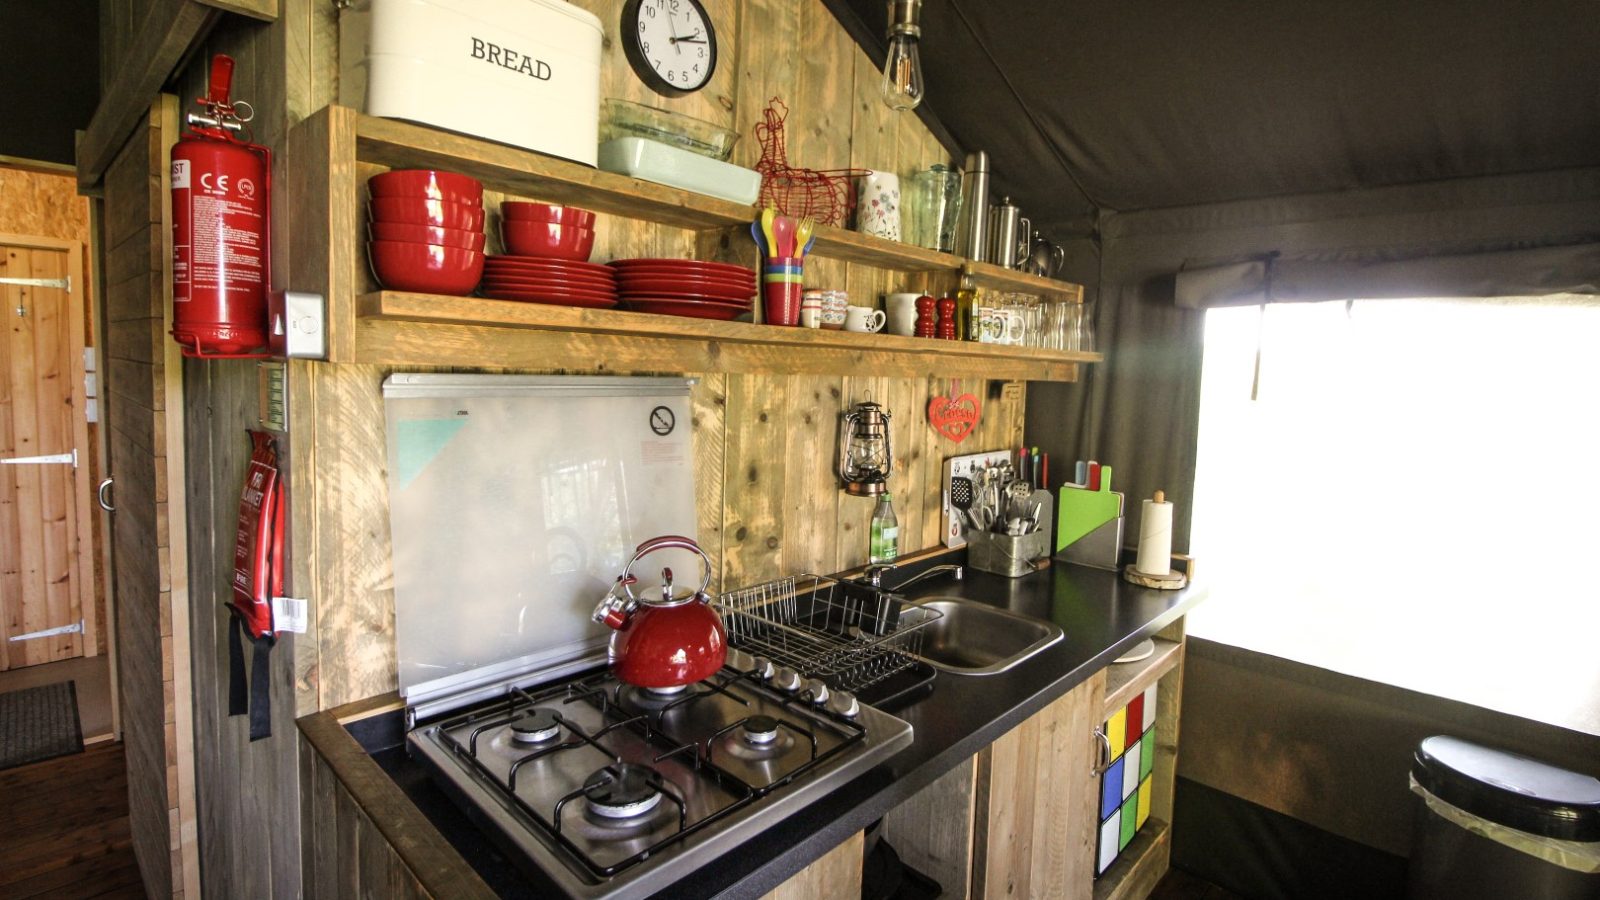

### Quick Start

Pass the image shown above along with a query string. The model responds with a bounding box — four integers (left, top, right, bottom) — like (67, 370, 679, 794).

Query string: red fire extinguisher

(171, 54, 271, 357)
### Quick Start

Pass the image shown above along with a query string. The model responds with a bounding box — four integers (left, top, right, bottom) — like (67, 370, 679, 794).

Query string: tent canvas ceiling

(832, 0, 1600, 237)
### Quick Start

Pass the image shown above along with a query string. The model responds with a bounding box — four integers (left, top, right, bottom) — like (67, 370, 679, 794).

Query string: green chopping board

(1056, 465, 1124, 551)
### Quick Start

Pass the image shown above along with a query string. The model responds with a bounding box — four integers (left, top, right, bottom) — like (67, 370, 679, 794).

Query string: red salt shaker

(915, 295, 937, 338)
(936, 297, 958, 340)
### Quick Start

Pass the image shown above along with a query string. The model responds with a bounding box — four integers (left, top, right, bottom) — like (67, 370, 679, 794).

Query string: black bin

(1407, 735, 1600, 900)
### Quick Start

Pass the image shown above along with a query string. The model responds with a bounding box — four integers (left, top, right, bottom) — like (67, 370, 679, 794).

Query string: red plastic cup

(762, 281, 803, 326)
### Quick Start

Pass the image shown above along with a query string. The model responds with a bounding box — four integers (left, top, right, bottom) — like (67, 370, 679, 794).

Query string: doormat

(0, 681, 84, 771)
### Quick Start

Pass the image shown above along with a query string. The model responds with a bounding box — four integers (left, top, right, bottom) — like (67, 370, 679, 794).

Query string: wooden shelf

(343, 107, 1086, 292)
(963, 261, 1086, 300)
(353, 114, 755, 232)
(355, 292, 1101, 379)
(296, 106, 1095, 369)
(1101, 638, 1184, 718)
(1093, 818, 1172, 900)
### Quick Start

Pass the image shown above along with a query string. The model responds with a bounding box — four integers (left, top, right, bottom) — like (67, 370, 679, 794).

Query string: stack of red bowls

(609, 259, 757, 320)
(500, 202, 596, 261)
(367, 170, 485, 295)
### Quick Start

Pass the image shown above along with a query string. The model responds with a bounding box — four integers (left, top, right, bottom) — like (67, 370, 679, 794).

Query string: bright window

(1188, 296, 1600, 737)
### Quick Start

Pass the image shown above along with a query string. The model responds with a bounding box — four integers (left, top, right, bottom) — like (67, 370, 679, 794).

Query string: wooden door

(974, 670, 1106, 899)
(0, 235, 94, 669)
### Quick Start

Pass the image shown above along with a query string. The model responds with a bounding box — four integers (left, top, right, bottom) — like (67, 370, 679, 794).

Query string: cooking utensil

(760, 208, 777, 258)
(950, 476, 975, 531)
(773, 214, 795, 258)
(795, 217, 815, 257)
(988, 197, 1023, 268)
(592, 535, 727, 687)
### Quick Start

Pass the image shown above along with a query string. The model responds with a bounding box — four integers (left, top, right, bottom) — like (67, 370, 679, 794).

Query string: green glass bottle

(870, 492, 900, 565)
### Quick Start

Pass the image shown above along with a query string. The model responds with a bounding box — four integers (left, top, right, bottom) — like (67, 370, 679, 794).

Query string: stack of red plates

(610, 259, 757, 320)
(479, 256, 618, 308)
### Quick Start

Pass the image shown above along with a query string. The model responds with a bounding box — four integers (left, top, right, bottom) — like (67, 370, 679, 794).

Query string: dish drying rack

(715, 574, 943, 706)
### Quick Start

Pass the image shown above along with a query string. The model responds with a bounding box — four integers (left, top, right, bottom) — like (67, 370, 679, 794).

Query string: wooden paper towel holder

(1122, 548, 1192, 590)
(1122, 565, 1187, 590)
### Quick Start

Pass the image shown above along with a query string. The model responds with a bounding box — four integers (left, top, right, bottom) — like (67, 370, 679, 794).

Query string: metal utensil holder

(965, 490, 1054, 578)
(715, 575, 943, 695)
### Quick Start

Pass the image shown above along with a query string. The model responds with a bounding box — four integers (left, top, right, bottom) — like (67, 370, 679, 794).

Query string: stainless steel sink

(908, 597, 1063, 675)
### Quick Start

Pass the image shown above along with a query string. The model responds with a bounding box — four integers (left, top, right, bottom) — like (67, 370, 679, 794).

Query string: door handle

(98, 477, 115, 512)
(1091, 727, 1111, 775)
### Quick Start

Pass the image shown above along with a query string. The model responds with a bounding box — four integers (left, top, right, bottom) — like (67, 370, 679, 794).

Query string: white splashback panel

(383, 374, 698, 703)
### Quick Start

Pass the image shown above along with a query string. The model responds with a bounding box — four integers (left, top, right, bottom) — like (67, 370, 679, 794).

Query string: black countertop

(356, 556, 1205, 898)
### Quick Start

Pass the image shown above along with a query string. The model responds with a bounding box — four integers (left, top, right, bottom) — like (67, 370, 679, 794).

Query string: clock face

(623, 0, 718, 97)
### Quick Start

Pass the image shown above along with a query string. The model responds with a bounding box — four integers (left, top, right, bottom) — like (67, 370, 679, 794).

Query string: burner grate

(430, 666, 868, 881)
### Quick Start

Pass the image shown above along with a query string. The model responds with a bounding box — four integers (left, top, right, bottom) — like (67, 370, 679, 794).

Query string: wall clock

(621, 0, 719, 97)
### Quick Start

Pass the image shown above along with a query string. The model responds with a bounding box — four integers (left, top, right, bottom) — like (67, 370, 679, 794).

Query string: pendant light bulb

(881, 0, 924, 112)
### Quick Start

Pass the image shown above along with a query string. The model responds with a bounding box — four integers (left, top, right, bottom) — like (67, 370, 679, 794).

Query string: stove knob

(751, 656, 775, 680)
(827, 691, 860, 718)
(726, 648, 756, 674)
(803, 679, 830, 705)
(771, 666, 802, 692)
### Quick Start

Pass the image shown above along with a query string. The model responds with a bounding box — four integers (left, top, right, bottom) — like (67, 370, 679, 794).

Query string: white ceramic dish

(597, 137, 761, 206)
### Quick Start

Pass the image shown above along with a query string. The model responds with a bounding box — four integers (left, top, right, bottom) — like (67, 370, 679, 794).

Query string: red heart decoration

(928, 393, 981, 443)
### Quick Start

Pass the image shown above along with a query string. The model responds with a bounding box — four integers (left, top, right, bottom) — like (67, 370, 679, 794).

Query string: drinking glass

(905, 165, 964, 252)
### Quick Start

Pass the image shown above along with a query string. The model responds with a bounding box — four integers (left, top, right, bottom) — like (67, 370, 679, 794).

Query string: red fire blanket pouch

(228, 430, 285, 740)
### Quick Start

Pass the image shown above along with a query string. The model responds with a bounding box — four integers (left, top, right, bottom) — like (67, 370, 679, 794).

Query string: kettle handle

(621, 536, 713, 604)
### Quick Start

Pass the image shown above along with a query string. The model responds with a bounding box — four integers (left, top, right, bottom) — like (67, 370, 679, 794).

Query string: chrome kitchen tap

(855, 563, 963, 593)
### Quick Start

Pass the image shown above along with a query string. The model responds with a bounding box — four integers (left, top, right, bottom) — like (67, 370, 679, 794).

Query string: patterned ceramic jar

(855, 171, 901, 242)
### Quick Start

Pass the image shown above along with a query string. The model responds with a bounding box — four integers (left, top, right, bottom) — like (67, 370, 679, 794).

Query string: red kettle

(591, 535, 727, 688)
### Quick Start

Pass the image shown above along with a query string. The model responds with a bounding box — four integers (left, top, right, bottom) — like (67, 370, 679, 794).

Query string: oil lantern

(838, 400, 894, 496)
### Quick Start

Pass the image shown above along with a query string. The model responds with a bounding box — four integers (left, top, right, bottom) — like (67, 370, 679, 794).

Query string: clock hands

(672, 31, 706, 45)
(666, 14, 683, 55)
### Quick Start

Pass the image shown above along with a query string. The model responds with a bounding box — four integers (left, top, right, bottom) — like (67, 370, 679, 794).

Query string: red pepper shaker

(915, 295, 937, 338)
(936, 297, 958, 340)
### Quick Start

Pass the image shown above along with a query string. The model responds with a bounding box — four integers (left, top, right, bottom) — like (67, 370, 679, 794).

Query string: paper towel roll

(1134, 491, 1173, 576)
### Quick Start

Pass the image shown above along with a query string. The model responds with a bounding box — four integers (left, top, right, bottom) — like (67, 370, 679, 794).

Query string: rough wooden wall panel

(308, 363, 398, 710)
(779, 375, 843, 577)
(692, 372, 729, 588)
(720, 375, 789, 586)
(171, 13, 305, 897)
(102, 99, 183, 900)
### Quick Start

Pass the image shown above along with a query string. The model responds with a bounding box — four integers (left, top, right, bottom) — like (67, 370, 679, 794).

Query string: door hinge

(0, 449, 77, 468)
(0, 276, 69, 290)
(9, 620, 84, 642)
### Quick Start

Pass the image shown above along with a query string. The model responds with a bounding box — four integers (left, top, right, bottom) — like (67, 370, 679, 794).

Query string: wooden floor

(0, 654, 116, 740)
(0, 742, 145, 898)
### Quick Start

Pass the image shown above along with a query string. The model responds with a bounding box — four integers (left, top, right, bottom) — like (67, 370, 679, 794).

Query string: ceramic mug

(845, 306, 886, 333)
(885, 292, 921, 336)
(855, 171, 901, 242)
(800, 307, 823, 328)
(1003, 309, 1027, 345)
(820, 291, 849, 329)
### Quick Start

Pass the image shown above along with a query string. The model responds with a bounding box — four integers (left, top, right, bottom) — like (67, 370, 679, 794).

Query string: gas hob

(407, 651, 913, 898)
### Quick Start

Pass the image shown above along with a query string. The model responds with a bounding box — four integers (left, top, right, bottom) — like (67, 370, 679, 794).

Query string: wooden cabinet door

(0, 235, 94, 668)
(974, 670, 1107, 899)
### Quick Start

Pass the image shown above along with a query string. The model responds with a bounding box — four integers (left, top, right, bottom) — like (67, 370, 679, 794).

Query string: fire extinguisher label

(172, 159, 190, 189)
